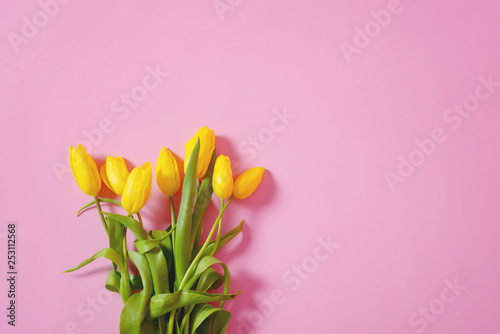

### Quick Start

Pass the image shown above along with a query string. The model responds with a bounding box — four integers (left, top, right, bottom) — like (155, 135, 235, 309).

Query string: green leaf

(104, 213, 149, 241)
(62, 248, 123, 273)
(135, 228, 174, 254)
(174, 138, 200, 284)
(185, 256, 231, 295)
(198, 267, 224, 292)
(151, 230, 173, 268)
(196, 256, 231, 308)
(129, 274, 143, 291)
(191, 149, 216, 250)
(151, 229, 174, 292)
(141, 320, 157, 334)
(193, 256, 223, 277)
(119, 251, 153, 334)
(108, 217, 125, 255)
(77, 198, 122, 217)
(190, 304, 231, 334)
(148, 290, 239, 320)
(105, 269, 120, 293)
(146, 245, 171, 294)
(105, 213, 170, 294)
(210, 309, 231, 334)
(105, 271, 143, 293)
(197, 220, 244, 258)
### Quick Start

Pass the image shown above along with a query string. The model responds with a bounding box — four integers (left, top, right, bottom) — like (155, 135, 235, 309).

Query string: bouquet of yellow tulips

(64, 127, 265, 334)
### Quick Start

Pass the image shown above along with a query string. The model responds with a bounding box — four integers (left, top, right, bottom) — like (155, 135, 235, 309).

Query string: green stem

(180, 313, 189, 334)
(93, 196, 108, 235)
(137, 212, 144, 227)
(159, 317, 166, 334)
(93, 196, 118, 273)
(134, 212, 167, 332)
(169, 196, 176, 248)
(168, 310, 176, 334)
(169, 196, 176, 226)
(211, 200, 225, 256)
(121, 226, 131, 303)
(211, 200, 230, 310)
(180, 261, 210, 334)
(178, 197, 233, 290)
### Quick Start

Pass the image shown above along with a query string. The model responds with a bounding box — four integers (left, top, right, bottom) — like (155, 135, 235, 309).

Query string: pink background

(2, 1, 500, 333)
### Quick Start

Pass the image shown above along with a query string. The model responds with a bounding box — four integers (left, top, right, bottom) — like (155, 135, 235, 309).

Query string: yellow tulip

(156, 147, 181, 196)
(184, 126, 215, 179)
(100, 156, 129, 196)
(99, 164, 111, 192)
(212, 155, 233, 199)
(233, 167, 265, 199)
(69, 145, 101, 196)
(121, 162, 152, 214)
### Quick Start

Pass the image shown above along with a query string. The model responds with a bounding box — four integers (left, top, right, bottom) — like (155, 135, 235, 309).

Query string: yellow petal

(121, 162, 152, 214)
(184, 126, 215, 179)
(233, 167, 265, 199)
(105, 155, 129, 196)
(99, 164, 114, 192)
(69, 145, 101, 196)
(156, 147, 180, 196)
(212, 155, 233, 199)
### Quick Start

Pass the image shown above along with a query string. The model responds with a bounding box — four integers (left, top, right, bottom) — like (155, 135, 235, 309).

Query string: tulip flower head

(156, 147, 181, 197)
(184, 126, 215, 179)
(121, 162, 152, 214)
(69, 145, 101, 196)
(213, 155, 233, 199)
(233, 167, 265, 199)
(100, 155, 129, 196)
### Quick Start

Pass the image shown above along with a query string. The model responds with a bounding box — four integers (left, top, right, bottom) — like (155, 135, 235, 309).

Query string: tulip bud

(184, 126, 215, 179)
(156, 147, 181, 197)
(233, 167, 265, 199)
(100, 156, 129, 196)
(69, 145, 101, 196)
(121, 162, 152, 214)
(213, 155, 233, 199)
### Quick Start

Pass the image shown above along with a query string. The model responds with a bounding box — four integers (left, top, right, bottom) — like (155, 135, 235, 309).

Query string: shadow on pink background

(1, 1, 500, 333)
